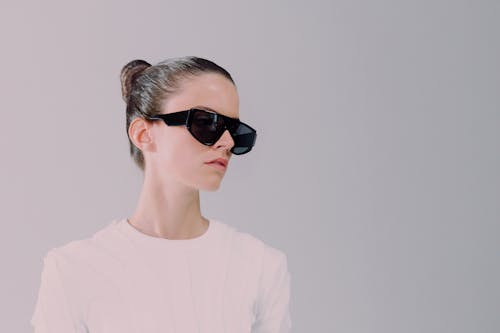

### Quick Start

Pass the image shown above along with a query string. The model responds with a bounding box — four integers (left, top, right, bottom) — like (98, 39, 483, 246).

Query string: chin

(198, 181, 222, 192)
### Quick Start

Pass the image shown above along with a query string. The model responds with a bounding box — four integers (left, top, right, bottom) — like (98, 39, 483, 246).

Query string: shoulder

(40, 219, 122, 273)
(217, 220, 288, 269)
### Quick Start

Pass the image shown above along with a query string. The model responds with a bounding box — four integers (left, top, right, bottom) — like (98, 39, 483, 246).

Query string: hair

(119, 56, 236, 171)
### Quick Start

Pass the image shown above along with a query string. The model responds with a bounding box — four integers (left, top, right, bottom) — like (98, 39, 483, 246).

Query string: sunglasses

(144, 108, 257, 155)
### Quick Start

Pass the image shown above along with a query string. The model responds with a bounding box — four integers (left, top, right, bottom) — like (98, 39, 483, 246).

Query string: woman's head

(120, 56, 240, 191)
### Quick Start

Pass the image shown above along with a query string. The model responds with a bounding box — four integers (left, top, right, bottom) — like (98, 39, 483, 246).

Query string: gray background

(1, 0, 498, 332)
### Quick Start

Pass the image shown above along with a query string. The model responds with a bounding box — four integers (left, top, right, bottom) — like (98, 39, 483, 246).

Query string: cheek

(160, 131, 205, 172)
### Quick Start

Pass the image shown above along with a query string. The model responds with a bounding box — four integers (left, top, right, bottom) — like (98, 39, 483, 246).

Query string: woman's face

(146, 72, 240, 191)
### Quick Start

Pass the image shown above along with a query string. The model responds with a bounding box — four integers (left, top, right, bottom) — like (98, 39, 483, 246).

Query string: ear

(128, 117, 156, 153)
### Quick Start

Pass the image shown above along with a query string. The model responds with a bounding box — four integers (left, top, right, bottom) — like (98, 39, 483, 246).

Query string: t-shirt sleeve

(252, 248, 292, 333)
(30, 249, 83, 333)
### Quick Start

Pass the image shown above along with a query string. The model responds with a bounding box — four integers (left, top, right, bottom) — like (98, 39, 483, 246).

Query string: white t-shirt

(30, 218, 292, 333)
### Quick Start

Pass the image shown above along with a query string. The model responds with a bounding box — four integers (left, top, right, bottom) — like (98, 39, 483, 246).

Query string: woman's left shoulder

(220, 221, 288, 265)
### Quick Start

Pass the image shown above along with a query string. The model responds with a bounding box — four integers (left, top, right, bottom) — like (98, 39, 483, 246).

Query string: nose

(214, 129, 235, 152)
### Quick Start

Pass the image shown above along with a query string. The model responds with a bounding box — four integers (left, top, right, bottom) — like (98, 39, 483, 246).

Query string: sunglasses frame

(143, 108, 257, 155)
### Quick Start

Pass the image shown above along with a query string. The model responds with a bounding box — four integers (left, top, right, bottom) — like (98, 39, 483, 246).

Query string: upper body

(31, 217, 292, 332)
(31, 57, 291, 332)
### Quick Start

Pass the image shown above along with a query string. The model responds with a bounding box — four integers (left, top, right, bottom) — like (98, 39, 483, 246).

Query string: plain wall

(0, 0, 498, 332)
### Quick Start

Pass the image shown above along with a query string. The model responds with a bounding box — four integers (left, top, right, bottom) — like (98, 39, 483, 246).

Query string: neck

(128, 168, 208, 240)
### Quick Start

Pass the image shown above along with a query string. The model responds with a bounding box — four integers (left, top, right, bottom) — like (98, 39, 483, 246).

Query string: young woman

(31, 56, 292, 332)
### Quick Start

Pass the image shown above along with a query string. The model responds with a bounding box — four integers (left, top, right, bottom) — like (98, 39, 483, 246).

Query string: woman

(31, 56, 292, 332)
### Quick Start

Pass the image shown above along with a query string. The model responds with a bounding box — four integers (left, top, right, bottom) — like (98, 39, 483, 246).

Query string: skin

(127, 72, 239, 240)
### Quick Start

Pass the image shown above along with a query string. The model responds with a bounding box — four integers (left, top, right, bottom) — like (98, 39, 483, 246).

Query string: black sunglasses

(144, 108, 257, 155)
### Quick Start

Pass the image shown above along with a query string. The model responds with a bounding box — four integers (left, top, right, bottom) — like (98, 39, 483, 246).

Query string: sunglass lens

(189, 109, 257, 155)
(189, 110, 224, 144)
(230, 123, 257, 155)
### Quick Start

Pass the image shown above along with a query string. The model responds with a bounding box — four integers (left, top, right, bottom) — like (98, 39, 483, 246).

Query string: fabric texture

(30, 218, 292, 333)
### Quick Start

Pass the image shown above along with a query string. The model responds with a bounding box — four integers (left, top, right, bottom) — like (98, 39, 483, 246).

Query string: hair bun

(120, 59, 152, 102)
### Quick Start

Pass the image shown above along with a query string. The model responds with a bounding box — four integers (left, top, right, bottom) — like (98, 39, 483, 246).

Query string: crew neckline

(113, 217, 218, 249)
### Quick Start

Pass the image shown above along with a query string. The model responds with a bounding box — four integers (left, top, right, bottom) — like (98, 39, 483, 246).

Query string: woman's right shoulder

(39, 219, 123, 272)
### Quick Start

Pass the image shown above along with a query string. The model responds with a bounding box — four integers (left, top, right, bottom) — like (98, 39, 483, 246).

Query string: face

(143, 73, 239, 191)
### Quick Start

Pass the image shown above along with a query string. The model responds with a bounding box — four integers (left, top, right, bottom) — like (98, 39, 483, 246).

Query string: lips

(205, 158, 228, 167)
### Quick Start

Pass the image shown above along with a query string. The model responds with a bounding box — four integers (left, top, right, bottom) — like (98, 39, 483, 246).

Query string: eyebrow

(193, 105, 239, 119)
(193, 105, 218, 113)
